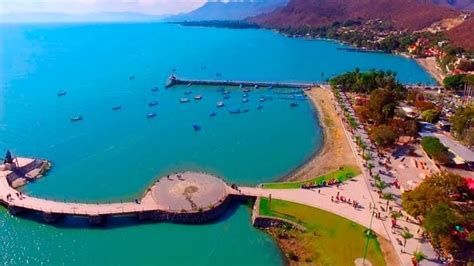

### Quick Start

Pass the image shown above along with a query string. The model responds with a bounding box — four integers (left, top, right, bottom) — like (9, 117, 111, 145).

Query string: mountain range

(167, 0, 288, 22)
(251, 0, 460, 31)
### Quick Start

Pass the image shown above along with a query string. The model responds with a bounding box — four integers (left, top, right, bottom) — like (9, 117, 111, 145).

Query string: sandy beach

(416, 57, 445, 85)
(284, 85, 359, 182)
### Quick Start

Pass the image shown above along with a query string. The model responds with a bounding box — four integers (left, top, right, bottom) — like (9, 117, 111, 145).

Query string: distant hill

(251, 0, 460, 31)
(424, 0, 474, 11)
(446, 15, 474, 50)
(167, 0, 288, 22)
(0, 12, 164, 24)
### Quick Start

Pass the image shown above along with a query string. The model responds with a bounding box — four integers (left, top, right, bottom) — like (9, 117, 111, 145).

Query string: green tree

(412, 250, 426, 265)
(368, 89, 397, 124)
(375, 180, 388, 194)
(382, 192, 394, 212)
(450, 104, 473, 145)
(421, 137, 451, 164)
(423, 203, 460, 237)
(369, 125, 397, 147)
(443, 74, 465, 90)
(421, 109, 441, 123)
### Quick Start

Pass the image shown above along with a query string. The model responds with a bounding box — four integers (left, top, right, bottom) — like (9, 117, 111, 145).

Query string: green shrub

(421, 137, 450, 164)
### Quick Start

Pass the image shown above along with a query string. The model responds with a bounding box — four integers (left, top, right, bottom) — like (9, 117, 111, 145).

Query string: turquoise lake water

(0, 22, 435, 265)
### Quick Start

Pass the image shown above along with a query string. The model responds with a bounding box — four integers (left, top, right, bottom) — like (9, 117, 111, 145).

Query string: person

(331, 196, 334, 202)
(318, 189, 321, 194)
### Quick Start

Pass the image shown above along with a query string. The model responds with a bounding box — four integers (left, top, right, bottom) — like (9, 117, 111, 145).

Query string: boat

(184, 90, 192, 95)
(216, 73, 222, 77)
(194, 95, 202, 100)
(57, 91, 67, 96)
(229, 108, 240, 114)
(243, 88, 250, 93)
(254, 85, 259, 89)
(216, 101, 224, 107)
(217, 87, 225, 92)
(222, 90, 230, 95)
(112, 105, 122, 111)
(242, 108, 249, 113)
(259, 97, 266, 102)
(223, 95, 230, 99)
(268, 86, 273, 90)
(192, 124, 201, 131)
(257, 105, 263, 110)
(209, 111, 216, 117)
(201, 66, 207, 69)
(129, 76, 135, 80)
(187, 83, 192, 87)
(180, 98, 190, 103)
(70, 116, 83, 122)
(147, 112, 156, 118)
(148, 101, 158, 106)
(242, 93, 248, 97)
(151, 87, 158, 92)
(290, 102, 299, 107)
(242, 98, 248, 103)
(239, 84, 243, 89)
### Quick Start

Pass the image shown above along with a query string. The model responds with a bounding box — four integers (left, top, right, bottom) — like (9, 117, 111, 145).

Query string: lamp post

(362, 210, 376, 265)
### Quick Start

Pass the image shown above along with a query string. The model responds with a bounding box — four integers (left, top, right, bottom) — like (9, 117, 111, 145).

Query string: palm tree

(401, 229, 414, 253)
(412, 250, 426, 266)
(390, 211, 402, 231)
(367, 163, 375, 175)
(373, 173, 382, 182)
(382, 192, 394, 211)
(375, 180, 388, 194)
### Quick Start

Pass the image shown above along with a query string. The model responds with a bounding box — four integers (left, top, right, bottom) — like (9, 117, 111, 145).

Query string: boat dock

(165, 75, 320, 89)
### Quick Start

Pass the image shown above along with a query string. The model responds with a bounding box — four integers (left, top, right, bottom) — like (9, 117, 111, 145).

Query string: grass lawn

(261, 166, 360, 189)
(260, 198, 386, 265)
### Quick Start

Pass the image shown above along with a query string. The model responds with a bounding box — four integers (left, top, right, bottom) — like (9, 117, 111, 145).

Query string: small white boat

(148, 101, 158, 106)
(147, 112, 156, 118)
(187, 83, 192, 87)
(70, 116, 83, 122)
(217, 101, 224, 108)
(194, 95, 202, 100)
(242, 98, 248, 103)
(180, 98, 190, 103)
(259, 97, 266, 102)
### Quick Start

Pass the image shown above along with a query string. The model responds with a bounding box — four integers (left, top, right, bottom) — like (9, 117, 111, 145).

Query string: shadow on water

(1, 199, 251, 230)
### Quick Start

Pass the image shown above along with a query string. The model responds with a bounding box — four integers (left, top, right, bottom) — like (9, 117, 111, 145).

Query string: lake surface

(0, 22, 435, 265)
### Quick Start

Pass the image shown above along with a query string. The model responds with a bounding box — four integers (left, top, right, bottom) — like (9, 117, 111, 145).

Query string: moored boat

(180, 98, 190, 103)
(290, 102, 299, 107)
(148, 101, 158, 106)
(223, 95, 230, 99)
(259, 97, 266, 102)
(184, 90, 192, 95)
(243, 88, 250, 93)
(192, 124, 201, 131)
(57, 91, 67, 96)
(194, 95, 202, 100)
(209, 111, 216, 117)
(146, 112, 156, 118)
(70, 116, 83, 122)
(112, 105, 122, 110)
(257, 105, 263, 110)
(216, 101, 224, 107)
(229, 108, 240, 114)
(186, 83, 192, 87)
(242, 98, 248, 103)
(151, 87, 158, 92)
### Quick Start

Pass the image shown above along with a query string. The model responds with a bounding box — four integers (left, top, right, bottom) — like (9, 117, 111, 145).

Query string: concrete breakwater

(0, 162, 256, 225)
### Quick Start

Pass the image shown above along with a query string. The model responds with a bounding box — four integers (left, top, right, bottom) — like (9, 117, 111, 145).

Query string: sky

(0, 0, 208, 15)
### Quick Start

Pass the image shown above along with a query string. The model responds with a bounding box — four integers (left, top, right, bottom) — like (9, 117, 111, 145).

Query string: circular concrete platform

(151, 172, 228, 211)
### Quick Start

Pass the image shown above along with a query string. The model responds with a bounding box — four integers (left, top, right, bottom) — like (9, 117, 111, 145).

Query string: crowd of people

(301, 178, 342, 189)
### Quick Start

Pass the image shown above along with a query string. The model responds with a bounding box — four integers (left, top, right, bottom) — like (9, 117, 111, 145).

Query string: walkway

(335, 86, 442, 265)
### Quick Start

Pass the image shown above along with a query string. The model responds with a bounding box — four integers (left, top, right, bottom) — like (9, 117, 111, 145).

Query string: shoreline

(415, 57, 445, 85)
(281, 85, 359, 182)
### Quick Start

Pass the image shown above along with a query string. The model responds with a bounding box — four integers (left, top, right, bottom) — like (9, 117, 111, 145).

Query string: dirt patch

(285, 86, 359, 181)
(378, 234, 401, 266)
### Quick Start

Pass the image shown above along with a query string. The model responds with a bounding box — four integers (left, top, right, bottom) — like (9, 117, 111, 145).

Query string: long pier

(165, 75, 443, 91)
(165, 75, 320, 89)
